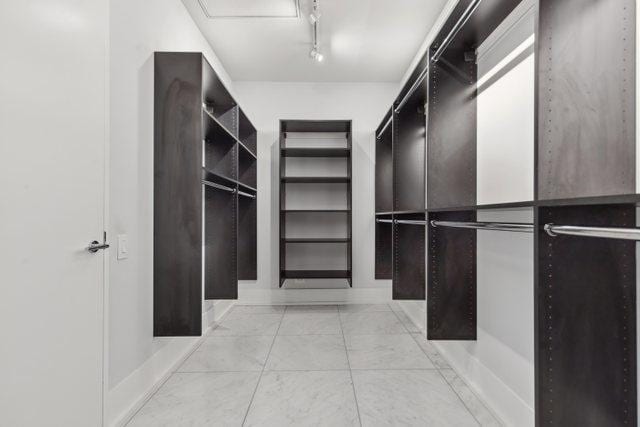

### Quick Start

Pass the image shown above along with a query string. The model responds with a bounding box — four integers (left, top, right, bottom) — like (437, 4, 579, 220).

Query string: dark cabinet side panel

(204, 186, 238, 299)
(394, 95, 426, 212)
(375, 128, 393, 213)
(537, 0, 635, 199)
(375, 217, 393, 280)
(536, 205, 636, 426)
(154, 53, 203, 336)
(238, 196, 257, 280)
(428, 55, 477, 209)
(393, 214, 426, 300)
(428, 211, 476, 340)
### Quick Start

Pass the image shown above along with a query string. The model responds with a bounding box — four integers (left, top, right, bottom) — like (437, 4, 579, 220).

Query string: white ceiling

(182, 0, 448, 82)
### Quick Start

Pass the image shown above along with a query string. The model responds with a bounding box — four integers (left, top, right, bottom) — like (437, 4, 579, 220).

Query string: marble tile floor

(127, 304, 501, 426)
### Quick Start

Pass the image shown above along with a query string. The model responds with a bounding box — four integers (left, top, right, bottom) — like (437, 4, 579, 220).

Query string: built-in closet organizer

(153, 52, 257, 336)
(279, 120, 352, 288)
(374, 0, 637, 424)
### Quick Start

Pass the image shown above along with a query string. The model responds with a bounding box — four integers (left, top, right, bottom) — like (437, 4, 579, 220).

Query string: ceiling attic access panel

(537, 0, 636, 200)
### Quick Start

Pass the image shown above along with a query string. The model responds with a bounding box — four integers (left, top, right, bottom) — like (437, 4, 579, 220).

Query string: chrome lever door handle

(87, 240, 110, 253)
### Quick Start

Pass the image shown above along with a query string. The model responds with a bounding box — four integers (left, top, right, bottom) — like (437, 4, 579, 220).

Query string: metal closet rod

(375, 219, 427, 225)
(544, 224, 640, 241)
(431, 0, 482, 63)
(431, 220, 533, 233)
(238, 190, 256, 199)
(376, 116, 392, 140)
(394, 65, 429, 114)
(202, 180, 235, 194)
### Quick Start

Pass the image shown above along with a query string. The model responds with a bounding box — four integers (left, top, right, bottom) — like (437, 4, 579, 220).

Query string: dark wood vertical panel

(394, 95, 426, 212)
(427, 54, 477, 209)
(393, 214, 426, 300)
(536, 205, 636, 426)
(375, 217, 392, 280)
(238, 196, 257, 280)
(204, 186, 237, 299)
(537, 0, 635, 199)
(375, 124, 393, 213)
(153, 52, 202, 336)
(428, 211, 476, 340)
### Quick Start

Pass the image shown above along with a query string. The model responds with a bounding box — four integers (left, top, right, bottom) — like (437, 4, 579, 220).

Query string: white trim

(238, 287, 391, 305)
(107, 302, 234, 427)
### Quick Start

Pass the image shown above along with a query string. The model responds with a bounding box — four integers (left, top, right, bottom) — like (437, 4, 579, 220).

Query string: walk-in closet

(3, 0, 639, 426)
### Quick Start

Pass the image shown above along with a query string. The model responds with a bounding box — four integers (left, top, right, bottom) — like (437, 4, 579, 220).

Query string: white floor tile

(285, 305, 338, 313)
(352, 370, 478, 426)
(127, 372, 259, 427)
(393, 310, 421, 333)
(440, 369, 502, 426)
(209, 313, 282, 336)
(278, 312, 342, 335)
(266, 335, 348, 371)
(244, 370, 359, 427)
(345, 334, 435, 370)
(231, 305, 287, 315)
(411, 333, 451, 369)
(177, 336, 273, 372)
(338, 304, 391, 313)
(340, 311, 406, 335)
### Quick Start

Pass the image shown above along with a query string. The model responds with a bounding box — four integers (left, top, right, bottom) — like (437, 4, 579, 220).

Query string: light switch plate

(117, 234, 128, 260)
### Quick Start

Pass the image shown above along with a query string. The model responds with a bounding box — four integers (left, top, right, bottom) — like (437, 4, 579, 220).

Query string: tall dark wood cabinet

(279, 120, 352, 288)
(374, 0, 637, 424)
(154, 52, 257, 337)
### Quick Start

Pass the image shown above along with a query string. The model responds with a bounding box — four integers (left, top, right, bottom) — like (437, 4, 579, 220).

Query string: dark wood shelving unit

(279, 120, 352, 287)
(373, 0, 637, 424)
(154, 52, 258, 337)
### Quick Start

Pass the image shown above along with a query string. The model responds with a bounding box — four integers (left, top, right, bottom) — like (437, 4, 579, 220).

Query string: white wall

(233, 82, 398, 303)
(107, 0, 236, 424)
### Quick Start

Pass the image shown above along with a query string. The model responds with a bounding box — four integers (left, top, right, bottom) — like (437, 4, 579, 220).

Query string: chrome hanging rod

(376, 116, 393, 139)
(202, 180, 235, 194)
(430, 220, 534, 233)
(238, 190, 256, 199)
(544, 224, 640, 241)
(376, 218, 394, 224)
(394, 66, 429, 113)
(396, 219, 428, 226)
(431, 0, 482, 63)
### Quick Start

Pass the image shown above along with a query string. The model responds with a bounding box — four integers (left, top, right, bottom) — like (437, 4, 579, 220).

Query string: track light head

(309, 47, 323, 62)
(309, 11, 321, 23)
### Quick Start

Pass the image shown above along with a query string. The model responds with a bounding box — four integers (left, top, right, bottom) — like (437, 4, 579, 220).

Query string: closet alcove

(374, 0, 637, 424)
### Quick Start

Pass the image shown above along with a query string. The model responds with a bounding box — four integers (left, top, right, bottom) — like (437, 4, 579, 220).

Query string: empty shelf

(281, 148, 351, 158)
(283, 238, 350, 243)
(284, 209, 350, 213)
(282, 176, 350, 183)
(282, 270, 351, 279)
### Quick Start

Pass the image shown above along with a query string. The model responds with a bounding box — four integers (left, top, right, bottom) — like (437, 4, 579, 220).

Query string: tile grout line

(339, 307, 363, 427)
(240, 310, 285, 426)
(124, 306, 236, 426)
(395, 310, 488, 426)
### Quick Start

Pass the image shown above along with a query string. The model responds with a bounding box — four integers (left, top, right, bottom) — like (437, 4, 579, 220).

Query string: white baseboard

(106, 301, 235, 427)
(393, 303, 533, 427)
(238, 287, 391, 305)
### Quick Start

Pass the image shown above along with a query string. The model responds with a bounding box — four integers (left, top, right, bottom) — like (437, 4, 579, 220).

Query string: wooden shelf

(281, 147, 351, 158)
(281, 176, 350, 183)
(282, 270, 351, 279)
(283, 237, 350, 243)
(284, 209, 350, 213)
(204, 109, 257, 160)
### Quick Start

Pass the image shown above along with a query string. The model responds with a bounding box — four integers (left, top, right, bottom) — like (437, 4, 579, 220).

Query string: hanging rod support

(430, 220, 534, 233)
(431, 0, 482, 63)
(544, 224, 640, 241)
(376, 218, 394, 224)
(394, 66, 429, 113)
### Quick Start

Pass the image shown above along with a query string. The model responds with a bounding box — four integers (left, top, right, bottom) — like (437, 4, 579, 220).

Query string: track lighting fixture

(309, 0, 323, 63)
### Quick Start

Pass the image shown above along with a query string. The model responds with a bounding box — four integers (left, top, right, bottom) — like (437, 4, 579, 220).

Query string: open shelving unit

(279, 120, 352, 287)
(374, 0, 637, 424)
(154, 52, 257, 337)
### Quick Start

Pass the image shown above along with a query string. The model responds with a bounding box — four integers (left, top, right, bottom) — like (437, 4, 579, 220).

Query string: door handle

(87, 240, 110, 253)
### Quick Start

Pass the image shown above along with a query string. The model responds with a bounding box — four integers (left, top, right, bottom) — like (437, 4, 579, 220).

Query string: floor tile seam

(339, 310, 363, 427)
(241, 308, 285, 426)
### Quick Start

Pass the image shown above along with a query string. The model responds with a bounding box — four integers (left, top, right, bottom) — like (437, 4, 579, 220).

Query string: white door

(0, 0, 108, 425)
